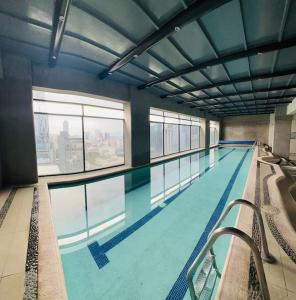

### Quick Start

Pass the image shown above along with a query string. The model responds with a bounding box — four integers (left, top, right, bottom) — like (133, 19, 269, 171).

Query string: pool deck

(217, 147, 296, 299)
(0, 145, 296, 299)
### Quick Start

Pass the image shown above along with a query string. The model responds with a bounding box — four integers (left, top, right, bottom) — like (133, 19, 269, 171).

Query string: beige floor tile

(269, 283, 288, 300)
(264, 259, 286, 289)
(288, 291, 296, 300)
(0, 273, 25, 300)
(2, 230, 29, 277)
(0, 231, 14, 277)
(1, 188, 33, 234)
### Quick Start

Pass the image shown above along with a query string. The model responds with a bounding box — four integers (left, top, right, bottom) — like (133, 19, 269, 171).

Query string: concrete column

(0, 54, 37, 186)
(272, 105, 292, 158)
(129, 87, 150, 167)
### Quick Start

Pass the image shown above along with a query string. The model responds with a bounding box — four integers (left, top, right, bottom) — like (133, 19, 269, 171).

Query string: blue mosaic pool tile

(166, 149, 250, 300)
(88, 242, 110, 269)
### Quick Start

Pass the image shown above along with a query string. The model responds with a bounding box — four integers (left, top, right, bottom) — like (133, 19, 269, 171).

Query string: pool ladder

(187, 199, 275, 300)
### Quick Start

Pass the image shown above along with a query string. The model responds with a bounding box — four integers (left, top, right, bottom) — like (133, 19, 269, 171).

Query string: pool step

(194, 253, 217, 300)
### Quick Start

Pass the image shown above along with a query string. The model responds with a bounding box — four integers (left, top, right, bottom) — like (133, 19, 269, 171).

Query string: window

(84, 118, 124, 171)
(191, 126, 200, 149)
(164, 123, 179, 155)
(210, 121, 219, 146)
(180, 125, 190, 151)
(33, 90, 125, 175)
(34, 114, 84, 175)
(150, 108, 201, 159)
(150, 123, 163, 158)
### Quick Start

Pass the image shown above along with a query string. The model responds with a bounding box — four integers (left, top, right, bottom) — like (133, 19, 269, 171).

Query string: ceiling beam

(209, 102, 289, 113)
(194, 94, 296, 108)
(211, 100, 292, 111)
(138, 36, 296, 89)
(49, 0, 72, 67)
(161, 68, 296, 98)
(222, 111, 275, 117)
(98, 0, 231, 79)
(188, 84, 296, 102)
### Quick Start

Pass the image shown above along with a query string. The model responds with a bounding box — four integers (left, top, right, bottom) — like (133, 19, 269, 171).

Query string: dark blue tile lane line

(89, 148, 236, 268)
(166, 148, 250, 300)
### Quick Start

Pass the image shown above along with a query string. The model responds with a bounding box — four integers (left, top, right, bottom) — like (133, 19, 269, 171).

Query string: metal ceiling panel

(251, 79, 270, 90)
(134, 52, 170, 76)
(218, 84, 237, 94)
(254, 92, 269, 99)
(191, 90, 208, 98)
(275, 46, 296, 71)
(233, 81, 252, 91)
(282, 0, 296, 39)
(249, 51, 277, 74)
(73, 0, 155, 43)
(168, 77, 193, 89)
(0, 13, 51, 47)
(202, 87, 223, 96)
(61, 35, 117, 66)
(227, 95, 241, 101)
(240, 94, 254, 100)
(183, 70, 210, 86)
(200, 0, 245, 55)
(267, 90, 285, 98)
(242, 0, 285, 46)
(136, 0, 183, 25)
(201, 64, 229, 83)
(58, 53, 106, 74)
(171, 21, 216, 63)
(0, 0, 54, 26)
(66, 6, 134, 56)
(120, 63, 158, 82)
(270, 74, 295, 87)
(283, 88, 296, 96)
(154, 82, 180, 93)
(149, 38, 191, 70)
(224, 57, 250, 79)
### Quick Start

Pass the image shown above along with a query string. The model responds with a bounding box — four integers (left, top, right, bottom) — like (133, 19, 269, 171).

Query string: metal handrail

(211, 199, 275, 263)
(187, 227, 270, 300)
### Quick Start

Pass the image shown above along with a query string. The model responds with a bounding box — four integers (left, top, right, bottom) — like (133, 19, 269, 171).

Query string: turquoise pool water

(49, 147, 253, 300)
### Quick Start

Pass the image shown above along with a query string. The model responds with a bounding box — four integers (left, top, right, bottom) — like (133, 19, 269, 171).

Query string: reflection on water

(50, 149, 220, 252)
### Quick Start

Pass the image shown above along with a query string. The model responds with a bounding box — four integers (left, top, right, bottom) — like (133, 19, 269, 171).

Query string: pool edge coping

(215, 145, 258, 299)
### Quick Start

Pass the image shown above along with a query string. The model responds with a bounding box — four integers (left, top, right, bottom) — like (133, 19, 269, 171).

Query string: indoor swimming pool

(49, 147, 253, 300)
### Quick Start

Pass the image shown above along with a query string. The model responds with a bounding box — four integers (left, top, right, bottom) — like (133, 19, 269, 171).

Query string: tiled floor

(0, 187, 33, 300)
(260, 163, 296, 300)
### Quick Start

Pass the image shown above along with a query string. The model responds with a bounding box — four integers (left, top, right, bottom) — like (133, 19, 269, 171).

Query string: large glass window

(150, 123, 163, 158)
(84, 118, 124, 171)
(34, 114, 84, 175)
(180, 125, 190, 152)
(164, 123, 179, 155)
(33, 90, 125, 175)
(191, 126, 200, 149)
(150, 108, 201, 159)
(210, 121, 219, 146)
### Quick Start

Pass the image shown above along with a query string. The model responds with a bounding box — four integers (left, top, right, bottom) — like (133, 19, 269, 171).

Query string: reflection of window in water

(180, 157, 191, 187)
(209, 149, 216, 167)
(50, 175, 126, 248)
(191, 154, 200, 179)
(150, 165, 165, 206)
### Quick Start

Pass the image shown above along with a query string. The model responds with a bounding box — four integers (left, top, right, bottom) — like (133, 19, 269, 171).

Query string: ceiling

(0, 0, 296, 117)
